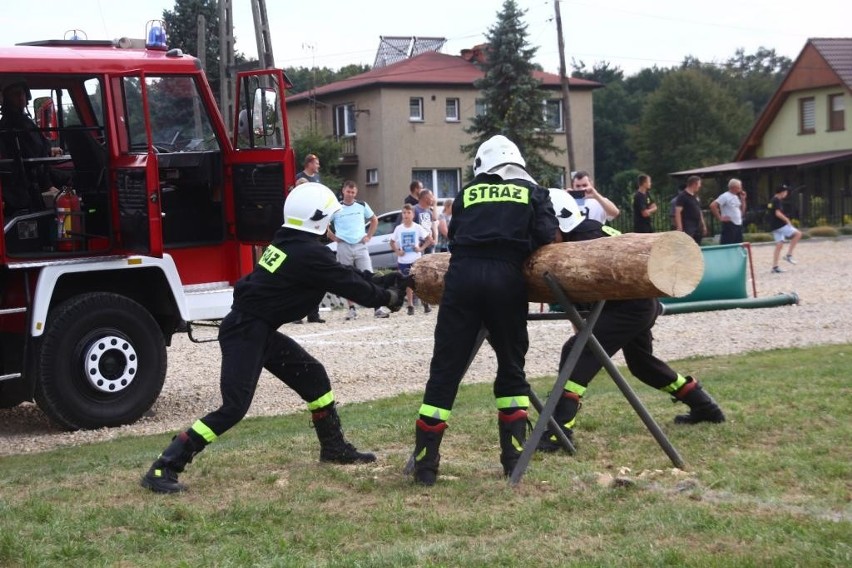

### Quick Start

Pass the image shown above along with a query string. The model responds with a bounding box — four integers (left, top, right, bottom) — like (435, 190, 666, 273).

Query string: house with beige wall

(673, 38, 852, 226)
(286, 49, 600, 214)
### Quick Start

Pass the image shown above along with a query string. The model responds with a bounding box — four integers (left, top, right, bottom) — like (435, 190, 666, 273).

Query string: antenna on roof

(64, 29, 88, 41)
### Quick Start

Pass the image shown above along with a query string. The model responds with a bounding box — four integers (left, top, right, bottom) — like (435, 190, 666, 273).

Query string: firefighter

(0, 80, 67, 215)
(537, 177, 725, 453)
(406, 135, 558, 485)
(141, 183, 406, 494)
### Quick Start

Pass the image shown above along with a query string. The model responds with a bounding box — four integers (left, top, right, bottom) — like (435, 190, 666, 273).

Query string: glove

(385, 288, 404, 313)
(371, 271, 402, 288)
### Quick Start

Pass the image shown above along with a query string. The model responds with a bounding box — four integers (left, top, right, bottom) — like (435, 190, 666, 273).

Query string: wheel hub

(84, 335, 138, 393)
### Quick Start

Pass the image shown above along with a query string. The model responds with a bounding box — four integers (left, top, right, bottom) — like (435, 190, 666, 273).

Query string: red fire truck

(0, 31, 296, 429)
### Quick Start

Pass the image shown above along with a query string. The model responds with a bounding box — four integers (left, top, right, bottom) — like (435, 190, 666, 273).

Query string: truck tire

(35, 292, 167, 430)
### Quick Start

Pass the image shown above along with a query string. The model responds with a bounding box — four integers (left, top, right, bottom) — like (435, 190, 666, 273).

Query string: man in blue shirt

(327, 180, 387, 319)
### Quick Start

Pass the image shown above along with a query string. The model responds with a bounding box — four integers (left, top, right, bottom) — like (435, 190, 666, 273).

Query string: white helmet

(473, 135, 526, 176)
(282, 182, 341, 235)
(548, 188, 583, 234)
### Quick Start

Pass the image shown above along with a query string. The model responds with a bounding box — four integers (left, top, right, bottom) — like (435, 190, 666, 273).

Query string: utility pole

(251, 0, 275, 69)
(194, 15, 206, 140)
(218, 0, 235, 133)
(554, 0, 576, 175)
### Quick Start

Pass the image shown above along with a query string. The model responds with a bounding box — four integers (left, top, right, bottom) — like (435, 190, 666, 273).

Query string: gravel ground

(2, 238, 850, 456)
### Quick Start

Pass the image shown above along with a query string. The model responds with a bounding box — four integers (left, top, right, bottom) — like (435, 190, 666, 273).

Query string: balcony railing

(336, 136, 357, 165)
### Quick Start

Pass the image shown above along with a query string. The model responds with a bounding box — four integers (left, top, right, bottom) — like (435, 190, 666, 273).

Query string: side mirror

(252, 88, 278, 137)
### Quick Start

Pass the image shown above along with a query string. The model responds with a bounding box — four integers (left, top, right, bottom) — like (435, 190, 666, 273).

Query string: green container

(660, 243, 748, 304)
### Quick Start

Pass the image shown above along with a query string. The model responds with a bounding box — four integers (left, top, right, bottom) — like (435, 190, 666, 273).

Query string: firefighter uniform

(538, 192, 725, 452)
(408, 136, 558, 485)
(141, 183, 403, 494)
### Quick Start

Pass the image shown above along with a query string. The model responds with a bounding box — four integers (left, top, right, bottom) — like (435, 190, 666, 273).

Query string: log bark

(410, 231, 703, 305)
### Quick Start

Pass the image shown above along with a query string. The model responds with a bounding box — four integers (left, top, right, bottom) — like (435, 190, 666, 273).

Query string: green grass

(1, 345, 850, 567)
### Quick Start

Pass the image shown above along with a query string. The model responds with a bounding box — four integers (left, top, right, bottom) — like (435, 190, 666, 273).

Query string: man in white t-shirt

(567, 170, 620, 238)
(390, 204, 433, 315)
(709, 178, 747, 245)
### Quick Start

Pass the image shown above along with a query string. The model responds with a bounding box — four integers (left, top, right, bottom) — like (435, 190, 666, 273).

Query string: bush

(744, 232, 773, 243)
(840, 226, 852, 236)
(808, 226, 840, 238)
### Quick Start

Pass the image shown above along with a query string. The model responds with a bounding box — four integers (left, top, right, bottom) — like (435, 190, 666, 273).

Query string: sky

(0, 0, 848, 75)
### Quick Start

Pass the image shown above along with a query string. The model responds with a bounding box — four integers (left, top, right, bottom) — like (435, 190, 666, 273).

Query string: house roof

(671, 149, 852, 177)
(287, 50, 601, 103)
(736, 38, 852, 160)
(811, 38, 852, 89)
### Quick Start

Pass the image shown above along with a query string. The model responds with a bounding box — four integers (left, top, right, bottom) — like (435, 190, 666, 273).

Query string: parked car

(327, 210, 401, 270)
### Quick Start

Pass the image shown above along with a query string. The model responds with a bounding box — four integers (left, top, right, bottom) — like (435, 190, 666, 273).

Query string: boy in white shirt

(390, 204, 433, 315)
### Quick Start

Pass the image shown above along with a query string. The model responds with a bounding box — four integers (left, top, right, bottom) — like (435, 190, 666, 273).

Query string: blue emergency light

(145, 20, 168, 50)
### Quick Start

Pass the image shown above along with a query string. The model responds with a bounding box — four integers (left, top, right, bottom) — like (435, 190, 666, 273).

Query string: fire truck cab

(0, 33, 296, 429)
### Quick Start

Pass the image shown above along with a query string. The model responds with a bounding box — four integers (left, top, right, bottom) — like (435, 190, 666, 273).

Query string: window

(475, 98, 489, 117)
(409, 97, 424, 121)
(543, 99, 563, 131)
(445, 98, 460, 122)
(334, 103, 356, 136)
(411, 169, 461, 199)
(828, 94, 845, 132)
(124, 76, 220, 152)
(799, 97, 815, 134)
(366, 168, 378, 185)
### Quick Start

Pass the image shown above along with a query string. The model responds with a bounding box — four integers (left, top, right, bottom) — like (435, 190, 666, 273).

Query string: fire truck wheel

(35, 292, 167, 430)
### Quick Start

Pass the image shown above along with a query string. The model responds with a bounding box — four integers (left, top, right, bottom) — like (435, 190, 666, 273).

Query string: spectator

(674, 175, 707, 246)
(710, 178, 747, 245)
(767, 184, 802, 273)
(140, 183, 405, 494)
(327, 180, 389, 320)
(414, 188, 438, 254)
(632, 173, 657, 233)
(537, 187, 725, 453)
(413, 188, 439, 313)
(569, 170, 620, 237)
(405, 135, 557, 485)
(404, 180, 423, 206)
(390, 204, 433, 315)
(294, 153, 324, 323)
(436, 198, 454, 252)
(296, 153, 321, 184)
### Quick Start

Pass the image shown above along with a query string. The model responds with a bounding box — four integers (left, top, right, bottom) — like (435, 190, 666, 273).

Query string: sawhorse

(464, 273, 684, 485)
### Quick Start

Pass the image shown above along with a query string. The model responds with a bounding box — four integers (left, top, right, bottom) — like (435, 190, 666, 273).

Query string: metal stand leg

(510, 273, 684, 486)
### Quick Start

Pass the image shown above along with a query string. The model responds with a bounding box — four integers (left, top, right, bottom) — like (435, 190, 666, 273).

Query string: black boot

(498, 409, 529, 477)
(673, 377, 725, 424)
(140, 432, 201, 494)
(405, 419, 447, 486)
(312, 405, 376, 464)
(537, 392, 580, 453)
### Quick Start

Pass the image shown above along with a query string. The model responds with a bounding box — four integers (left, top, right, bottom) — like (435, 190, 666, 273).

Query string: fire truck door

(229, 70, 296, 245)
(112, 72, 163, 256)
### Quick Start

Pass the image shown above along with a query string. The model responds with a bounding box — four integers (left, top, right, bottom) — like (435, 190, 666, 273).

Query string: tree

(163, 1, 223, 101)
(631, 69, 752, 185)
(292, 129, 344, 193)
(284, 64, 371, 95)
(571, 61, 641, 195)
(463, 0, 561, 186)
(723, 47, 792, 118)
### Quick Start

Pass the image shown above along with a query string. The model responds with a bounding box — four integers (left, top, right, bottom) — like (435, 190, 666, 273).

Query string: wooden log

(410, 231, 703, 304)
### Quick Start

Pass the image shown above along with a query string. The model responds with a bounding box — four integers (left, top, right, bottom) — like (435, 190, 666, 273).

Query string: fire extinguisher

(55, 187, 82, 252)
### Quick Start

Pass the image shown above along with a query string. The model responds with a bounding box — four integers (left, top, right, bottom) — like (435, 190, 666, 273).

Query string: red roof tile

(288, 50, 600, 102)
